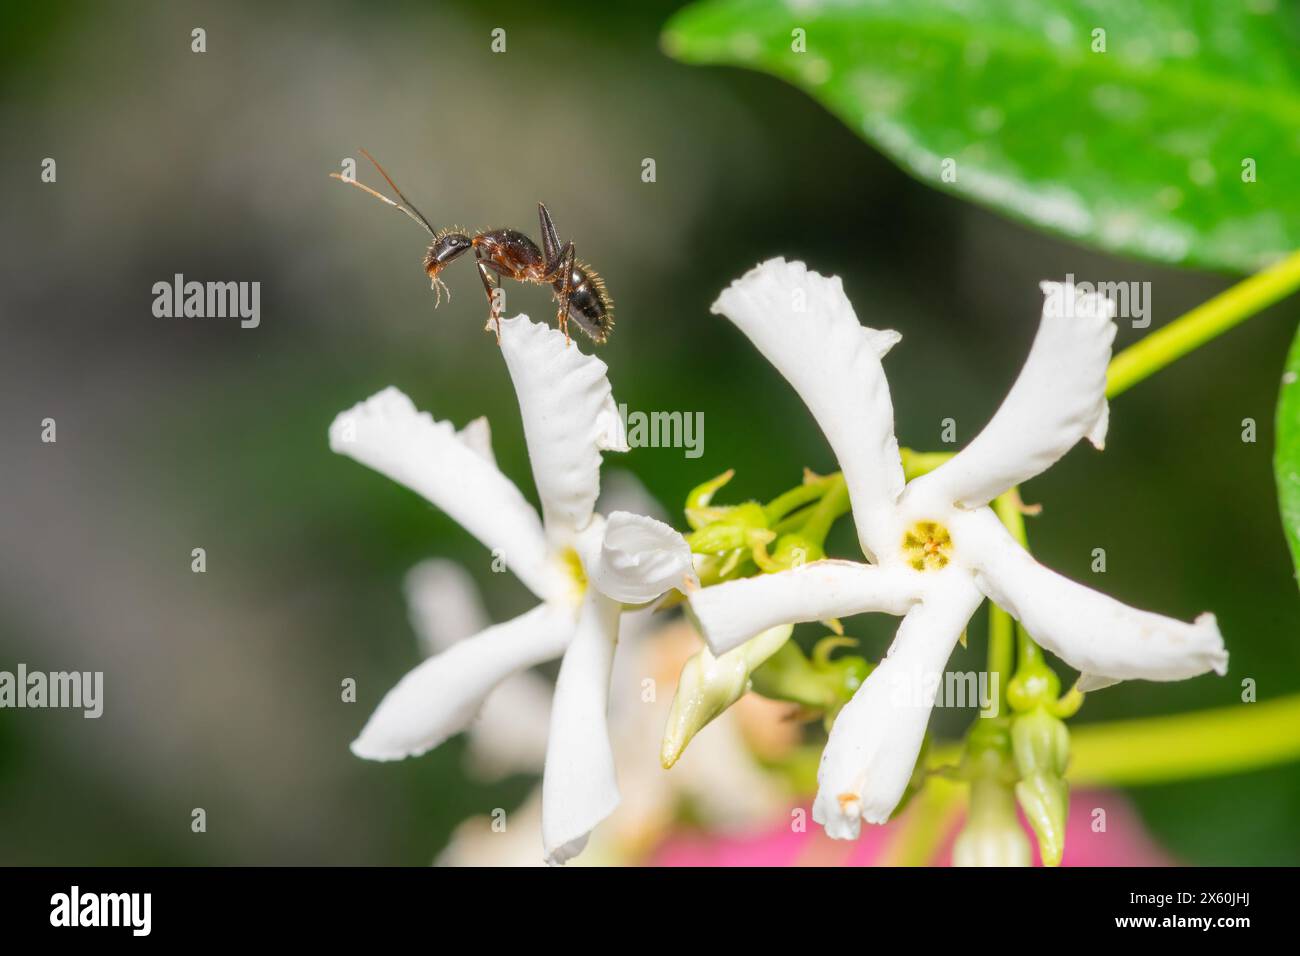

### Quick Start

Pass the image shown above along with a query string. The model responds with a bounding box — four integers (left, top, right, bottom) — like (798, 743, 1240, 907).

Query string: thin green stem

(1106, 248, 1300, 399)
(990, 490, 1043, 702)
(798, 473, 850, 545)
(1068, 694, 1300, 787)
(930, 692, 1300, 786)
(1016, 623, 1044, 671)
(900, 448, 955, 481)
(986, 603, 1014, 714)
(763, 477, 832, 524)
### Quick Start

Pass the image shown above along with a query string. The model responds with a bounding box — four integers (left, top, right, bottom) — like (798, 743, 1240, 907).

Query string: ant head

(424, 231, 473, 278)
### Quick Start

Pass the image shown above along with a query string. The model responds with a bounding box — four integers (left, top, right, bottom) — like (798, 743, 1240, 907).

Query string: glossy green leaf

(663, 0, 1300, 272)
(1276, 321, 1300, 586)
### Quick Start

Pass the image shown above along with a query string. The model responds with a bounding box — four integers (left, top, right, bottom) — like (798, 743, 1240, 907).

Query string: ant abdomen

(555, 265, 613, 345)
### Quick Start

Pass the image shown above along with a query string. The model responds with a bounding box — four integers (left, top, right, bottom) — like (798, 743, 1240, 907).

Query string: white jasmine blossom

(401, 473, 671, 781)
(330, 314, 696, 864)
(436, 619, 791, 867)
(687, 258, 1228, 840)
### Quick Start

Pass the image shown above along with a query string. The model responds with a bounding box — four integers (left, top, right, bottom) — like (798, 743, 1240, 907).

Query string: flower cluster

(331, 259, 1228, 865)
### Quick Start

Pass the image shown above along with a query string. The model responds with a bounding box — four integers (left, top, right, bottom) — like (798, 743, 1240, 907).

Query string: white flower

(402, 473, 670, 781)
(330, 314, 696, 864)
(686, 258, 1228, 840)
(433, 616, 791, 867)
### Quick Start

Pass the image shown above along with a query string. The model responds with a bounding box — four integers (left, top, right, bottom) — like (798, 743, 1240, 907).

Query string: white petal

(456, 416, 497, 468)
(404, 559, 491, 656)
(813, 574, 983, 838)
(712, 258, 905, 561)
(330, 387, 558, 601)
(351, 602, 574, 761)
(541, 590, 623, 865)
(1075, 673, 1121, 693)
(687, 559, 920, 655)
(585, 511, 698, 604)
(907, 283, 1117, 509)
(498, 315, 627, 546)
(402, 560, 555, 779)
(954, 507, 1228, 683)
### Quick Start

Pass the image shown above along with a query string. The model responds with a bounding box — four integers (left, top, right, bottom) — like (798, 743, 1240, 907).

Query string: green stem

(1068, 694, 1300, 787)
(1106, 248, 1300, 399)
(900, 448, 955, 481)
(798, 473, 850, 545)
(987, 604, 1013, 715)
(932, 693, 1300, 786)
(988, 490, 1039, 706)
(763, 476, 832, 524)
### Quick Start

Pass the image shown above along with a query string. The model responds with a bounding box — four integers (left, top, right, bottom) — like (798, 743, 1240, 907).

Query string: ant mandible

(330, 150, 614, 346)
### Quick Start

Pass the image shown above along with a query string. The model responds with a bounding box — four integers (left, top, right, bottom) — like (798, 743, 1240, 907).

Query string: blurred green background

(1, 0, 1297, 864)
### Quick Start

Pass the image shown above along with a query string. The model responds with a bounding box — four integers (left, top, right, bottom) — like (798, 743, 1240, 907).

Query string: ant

(330, 150, 614, 346)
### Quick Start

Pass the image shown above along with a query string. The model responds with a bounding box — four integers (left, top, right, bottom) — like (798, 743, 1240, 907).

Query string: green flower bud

(954, 773, 1033, 867)
(686, 501, 768, 554)
(1011, 708, 1071, 867)
(954, 719, 1030, 866)
(1006, 661, 1061, 713)
(769, 533, 825, 568)
(661, 624, 792, 768)
(684, 469, 735, 529)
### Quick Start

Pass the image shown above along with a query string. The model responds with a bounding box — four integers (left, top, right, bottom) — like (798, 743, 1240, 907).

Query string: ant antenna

(328, 149, 435, 237)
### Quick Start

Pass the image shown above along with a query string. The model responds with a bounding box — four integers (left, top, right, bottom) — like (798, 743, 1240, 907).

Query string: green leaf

(663, 0, 1300, 272)
(1276, 321, 1300, 586)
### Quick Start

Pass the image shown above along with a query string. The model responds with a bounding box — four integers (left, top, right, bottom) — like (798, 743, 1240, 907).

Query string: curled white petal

(330, 387, 557, 601)
(814, 575, 983, 838)
(712, 258, 904, 561)
(954, 508, 1228, 684)
(585, 511, 698, 604)
(542, 591, 623, 865)
(687, 559, 920, 655)
(351, 602, 574, 762)
(498, 315, 627, 546)
(908, 282, 1117, 510)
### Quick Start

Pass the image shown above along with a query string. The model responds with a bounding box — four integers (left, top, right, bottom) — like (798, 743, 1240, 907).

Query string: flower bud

(684, 469, 735, 528)
(1011, 708, 1070, 867)
(953, 728, 1030, 867)
(953, 773, 1033, 867)
(661, 624, 792, 768)
(686, 502, 768, 554)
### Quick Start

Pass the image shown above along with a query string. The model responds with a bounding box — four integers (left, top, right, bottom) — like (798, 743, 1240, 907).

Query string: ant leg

(543, 241, 576, 345)
(538, 203, 561, 266)
(475, 254, 503, 344)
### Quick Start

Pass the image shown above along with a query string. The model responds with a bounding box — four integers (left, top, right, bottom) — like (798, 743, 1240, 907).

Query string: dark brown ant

(330, 150, 614, 345)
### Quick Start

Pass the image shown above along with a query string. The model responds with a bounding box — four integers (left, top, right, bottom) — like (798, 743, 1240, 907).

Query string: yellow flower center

(558, 546, 588, 603)
(902, 520, 952, 572)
